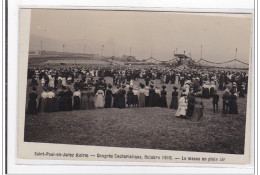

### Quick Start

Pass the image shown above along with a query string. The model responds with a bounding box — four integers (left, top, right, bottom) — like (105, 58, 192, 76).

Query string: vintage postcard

(17, 8, 253, 165)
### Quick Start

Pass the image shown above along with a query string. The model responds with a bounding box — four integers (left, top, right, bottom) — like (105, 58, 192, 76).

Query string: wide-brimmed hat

(173, 86, 178, 90)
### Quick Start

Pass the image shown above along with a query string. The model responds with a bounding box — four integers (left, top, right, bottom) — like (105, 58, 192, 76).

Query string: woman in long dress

(170, 86, 178, 109)
(144, 86, 150, 107)
(65, 87, 73, 111)
(149, 85, 156, 107)
(112, 86, 119, 108)
(52, 87, 59, 112)
(80, 86, 88, 110)
(175, 74, 180, 84)
(133, 86, 139, 107)
(27, 86, 38, 115)
(160, 85, 168, 108)
(57, 77, 62, 89)
(49, 76, 55, 88)
(87, 86, 95, 110)
(229, 90, 238, 114)
(40, 87, 48, 113)
(175, 93, 188, 118)
(127, 87, 134, 107)
(58, 86, 67, 111)
(202, 81, 210, 99)
(190, 98, 204, 121)
(138, 84, 146, 108)
(104, 84, 113, 108)
(46, 87, 55, 113)
(41, 78, 45, 88)
(117, 85, 126, 109)
(95, 87, 105, 108)
(73, 87, 81, 110)
(154, 86, 161, 107)
(61, 77, 67, 87)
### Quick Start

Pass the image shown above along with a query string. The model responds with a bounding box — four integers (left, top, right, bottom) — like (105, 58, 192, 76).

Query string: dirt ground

(24, 77, 247, 154)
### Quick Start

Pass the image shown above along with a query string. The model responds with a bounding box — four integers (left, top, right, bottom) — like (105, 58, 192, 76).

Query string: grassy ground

(24, 77, 247, 154)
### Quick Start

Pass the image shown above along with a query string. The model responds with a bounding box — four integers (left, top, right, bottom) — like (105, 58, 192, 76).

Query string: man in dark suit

(222, 88, 231, 115)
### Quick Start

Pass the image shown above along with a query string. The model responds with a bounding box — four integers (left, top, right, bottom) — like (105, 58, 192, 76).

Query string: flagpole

(201, 44, 202, 60)
(235, 48, 237, 69)
(62, 44, 65, 64)
(40, 40, 42, 57)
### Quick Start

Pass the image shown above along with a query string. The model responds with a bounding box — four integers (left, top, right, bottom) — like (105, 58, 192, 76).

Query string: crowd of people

(26, 65, 248, 120)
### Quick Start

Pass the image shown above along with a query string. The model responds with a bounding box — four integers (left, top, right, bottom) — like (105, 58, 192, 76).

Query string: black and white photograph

(19, 9, 253, 163)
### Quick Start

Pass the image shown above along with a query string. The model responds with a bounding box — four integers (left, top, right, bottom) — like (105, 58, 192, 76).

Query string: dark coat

(229, 94, 238, 114)
(160, 90, 167, 108)
(104, 89, 113, 108)
(27, 91, 38, 115)
(149, 89, 155, 107)
(170, 91, 178, 109)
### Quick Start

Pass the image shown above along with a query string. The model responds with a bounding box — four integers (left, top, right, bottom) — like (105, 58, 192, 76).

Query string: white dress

(47, 91, 55, 98)
(175, 97, 188, 117)
(95, 90, 105, 108)
(41, 78, 45, 86)
(49, 77, 55, 88)
(175, 76, 179, 84)
(130, 79, 134, 86)
(183, 84, 190, 95)
(62, 77, 67, 86)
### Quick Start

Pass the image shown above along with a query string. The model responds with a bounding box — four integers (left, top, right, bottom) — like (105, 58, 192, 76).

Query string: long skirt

(66, 98, 73, 111)
(149, 95, 155, 107)
(40, 98, 47, 113)
(118, 96, 126, 109)
(46, 98, 53, 113)
(190, 105, 203, 121)
(139, 93, 145, 107)
(145, 96, 149, 107)
(175, 105, 187, 117)
(81, 95, 88, 110)
(104, 96, 112, 108)
(229, 102, 238, 114)
(95, 95, 104, 108)
(52, 97, 59, 112)
(113, 94, 118, 108)
(186, 104, 195, 117)
(58, 97, 66, 111)
(88, 100, 95, 109)
(127, 96, 134, 106)
(133, 95, 139, 106)
(154, 94, 161, 107)
(170, 96, 178, 110)
(160, 95, 167, 108)
(73, 96, 81, 110)
(27, 99, 37, 115)
(57, 80, 62, 89)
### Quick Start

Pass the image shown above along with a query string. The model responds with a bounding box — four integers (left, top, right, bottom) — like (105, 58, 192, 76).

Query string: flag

(236, 48, 237, 52)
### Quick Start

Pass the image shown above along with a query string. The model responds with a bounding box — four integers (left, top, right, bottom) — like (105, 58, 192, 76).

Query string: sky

(29, 9, 252, 63)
